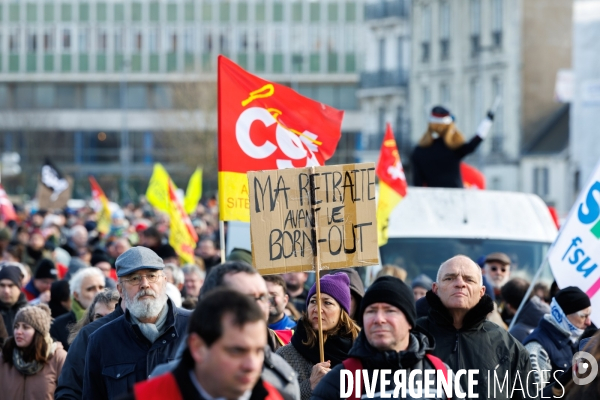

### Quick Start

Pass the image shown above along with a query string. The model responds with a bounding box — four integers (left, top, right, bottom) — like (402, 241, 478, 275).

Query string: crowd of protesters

(0, 197, 598, 399)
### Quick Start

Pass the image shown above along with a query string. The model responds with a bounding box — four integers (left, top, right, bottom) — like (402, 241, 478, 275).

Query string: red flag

(376, 123, 408, 245)
(217, 55, 344, 221)
(0, 184, 17, 222)
(461, 162, 486, 189)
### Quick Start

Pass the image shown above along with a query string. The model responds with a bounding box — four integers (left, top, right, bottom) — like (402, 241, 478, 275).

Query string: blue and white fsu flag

(548, 160, 600, 325)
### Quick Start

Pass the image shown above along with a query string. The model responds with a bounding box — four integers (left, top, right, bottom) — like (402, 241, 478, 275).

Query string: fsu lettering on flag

(217, 55, 344, 222)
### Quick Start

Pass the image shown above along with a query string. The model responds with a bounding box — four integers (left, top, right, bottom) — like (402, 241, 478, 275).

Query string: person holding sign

(276, 273, 360, 400)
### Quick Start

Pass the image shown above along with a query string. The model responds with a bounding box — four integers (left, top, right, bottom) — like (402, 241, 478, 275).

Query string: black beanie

(0, 265, 23, 288)
(91, 250, 111, 266)
(359, 276, 416, 328)
(34, 259, 58, 280)
(555, 286, 591, 315)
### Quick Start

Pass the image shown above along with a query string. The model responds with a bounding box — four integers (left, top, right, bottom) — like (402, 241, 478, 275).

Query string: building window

(378, 107, 386, 137)
(44, 30, 54, 52)
(421, 5, 431, 63)
(440, 2, 450, 61)
(378, 38, 385, 71)
(470, 0, 481, 57)
(422, 86, 431, 127)
(203, 30, 212, 53)
(167, 29, 178, 53)
(533, 167, 549, 198)
(395, 106, 405, 141)
(440, 82, 450, 106)
(79, 29, 89, 53)
(470, 78, 482, 134)
(491, 77, 504, 153)
(149, 28, 159, 53)
(184, 28, 194, 53)
(133, 31, 142, 53)
(397, 36, 404, 69)
(239, 30, 248, 52)
(114, 29, 123, 53)
(63, 29, 71, 52)
(27, 31, 37, 53)
(9, 29, 20, 53)
(97, 31, 107, 53)
(492, 0, 503, 48)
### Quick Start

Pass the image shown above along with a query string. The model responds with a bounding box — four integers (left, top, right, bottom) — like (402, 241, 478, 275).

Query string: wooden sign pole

(315, 267, 325, 363)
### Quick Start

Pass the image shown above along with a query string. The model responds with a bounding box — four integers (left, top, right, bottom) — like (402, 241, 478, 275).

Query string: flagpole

(507, 256, 549, 331)
(219, 220, 226, 262)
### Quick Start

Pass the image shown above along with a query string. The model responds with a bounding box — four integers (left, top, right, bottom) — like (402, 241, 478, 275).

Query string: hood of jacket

(425, 290, 494, 331)
(347, 329, 435, 370)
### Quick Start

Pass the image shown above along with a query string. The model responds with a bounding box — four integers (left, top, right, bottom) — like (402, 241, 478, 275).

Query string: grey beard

(124, 288, 168, 320)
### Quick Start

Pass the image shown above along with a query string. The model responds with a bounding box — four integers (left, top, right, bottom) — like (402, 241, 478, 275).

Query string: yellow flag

(146, 164, 173, 212)
(167, 180, 197, 264)
(184, 167, 203, 215)
(89, 176, 111, 235)
(376, 181, 404, 246)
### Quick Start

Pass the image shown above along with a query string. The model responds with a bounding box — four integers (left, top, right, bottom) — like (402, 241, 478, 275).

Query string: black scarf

(290, 318, 353, 367)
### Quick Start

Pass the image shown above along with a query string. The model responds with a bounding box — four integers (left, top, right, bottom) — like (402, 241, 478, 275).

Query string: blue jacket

(268, 314, 296, 330)
(83, 299, 191, 400)
(55, 304, 124, 400)
(523, 317, 575, 375)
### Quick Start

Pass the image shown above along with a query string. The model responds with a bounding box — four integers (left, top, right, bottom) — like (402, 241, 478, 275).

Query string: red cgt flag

(217, 55, 344, 222)
(376, 123, 408, 245)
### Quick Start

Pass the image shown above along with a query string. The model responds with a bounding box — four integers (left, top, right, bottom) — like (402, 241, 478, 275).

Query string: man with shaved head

(417, 255, 537, 399)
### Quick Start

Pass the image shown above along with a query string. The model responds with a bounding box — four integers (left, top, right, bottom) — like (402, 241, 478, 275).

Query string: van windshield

(379, 238, 552, 284)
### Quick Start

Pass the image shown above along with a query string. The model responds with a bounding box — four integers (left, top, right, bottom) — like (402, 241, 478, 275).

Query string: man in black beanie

(0, 265, 27, 335)
(312, 276, 451, 399)
(524, 286, 592, 388)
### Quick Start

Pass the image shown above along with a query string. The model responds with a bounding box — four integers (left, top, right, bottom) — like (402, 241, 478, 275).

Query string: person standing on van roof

(411, 105, 494, 188)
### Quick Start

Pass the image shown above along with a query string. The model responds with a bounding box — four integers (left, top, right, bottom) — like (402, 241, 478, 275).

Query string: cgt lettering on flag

(218, 55, 344, 223)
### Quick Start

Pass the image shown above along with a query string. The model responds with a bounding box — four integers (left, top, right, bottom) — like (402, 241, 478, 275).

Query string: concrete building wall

(521, 0, 573, 144)
(521, 153, 570, 215)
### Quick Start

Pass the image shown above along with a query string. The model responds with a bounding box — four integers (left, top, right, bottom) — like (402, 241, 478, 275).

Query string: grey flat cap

(116, 246, 164, 277)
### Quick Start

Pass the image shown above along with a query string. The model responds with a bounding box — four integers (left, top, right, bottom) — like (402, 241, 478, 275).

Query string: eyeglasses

(121, 273, 164, 286)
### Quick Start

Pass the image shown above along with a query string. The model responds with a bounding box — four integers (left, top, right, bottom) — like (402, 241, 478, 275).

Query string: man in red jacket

(129, 288, 283, 400)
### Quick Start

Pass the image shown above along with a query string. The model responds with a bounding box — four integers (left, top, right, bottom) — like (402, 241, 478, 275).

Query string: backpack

(341, 354, 451, 399)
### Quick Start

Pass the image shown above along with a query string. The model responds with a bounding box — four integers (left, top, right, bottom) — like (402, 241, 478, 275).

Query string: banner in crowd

(248, 163, 379, 275)
(89, 176, 111, 235)
(548, 160, 600, 325)
(218, 55, 344, 223)
(376, 123, 408, 246)
(0, 184, 17, 222)
(36, 159, 72, 209)
(184, 167, 203, 215)
(168, 179, 197, 264)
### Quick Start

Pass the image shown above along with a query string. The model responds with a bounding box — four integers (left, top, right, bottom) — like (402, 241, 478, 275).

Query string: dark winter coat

(83, 298, 191, 400)
(510, 296, 550, 343)
(55, 302, 125, 400)
(0, 292, 28, 336)
(416, 291, 537, 399)
(411, 136, 482, 188)
(50, 310, 77, 351)
(311, 330, 450, 400)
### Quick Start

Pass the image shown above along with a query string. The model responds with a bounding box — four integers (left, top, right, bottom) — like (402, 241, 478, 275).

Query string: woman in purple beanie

(276, 272, 360, 400)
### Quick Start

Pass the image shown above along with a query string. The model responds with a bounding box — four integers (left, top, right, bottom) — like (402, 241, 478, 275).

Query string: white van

(380, 187, 558, 284)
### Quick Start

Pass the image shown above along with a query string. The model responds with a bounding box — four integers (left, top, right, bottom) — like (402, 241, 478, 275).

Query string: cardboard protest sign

(36, 176, 73, 210)
(249, 163, 379, 275)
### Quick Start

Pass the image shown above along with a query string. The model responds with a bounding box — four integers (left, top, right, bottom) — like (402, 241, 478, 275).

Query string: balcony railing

(364, 0, 409, 20)
(360, 69, 409, 89)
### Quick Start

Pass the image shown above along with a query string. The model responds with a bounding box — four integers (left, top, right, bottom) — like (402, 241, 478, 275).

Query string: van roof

(387, 187, 558, 243)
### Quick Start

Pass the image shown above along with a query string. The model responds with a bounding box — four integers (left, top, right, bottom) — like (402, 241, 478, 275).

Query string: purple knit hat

(306, 272, 351, 314)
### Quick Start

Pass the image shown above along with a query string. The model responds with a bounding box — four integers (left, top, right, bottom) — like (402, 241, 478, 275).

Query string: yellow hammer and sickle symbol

(241, 84, 275, 107)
